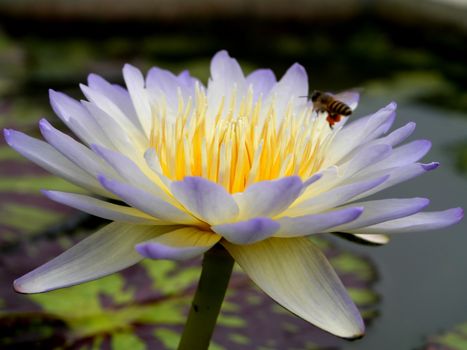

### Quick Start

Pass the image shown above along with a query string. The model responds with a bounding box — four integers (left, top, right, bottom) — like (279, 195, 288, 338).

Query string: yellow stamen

(149, 87, 333, 193)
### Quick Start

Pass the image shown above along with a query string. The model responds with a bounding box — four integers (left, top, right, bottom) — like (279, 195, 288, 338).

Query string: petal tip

(3, 128, 13, 145)
(353, 206, 365, 217)
(422, 162, 439, 171)
(419, 197, 431, 209)
(38, 118, 52, 132)
(97, 174, 110, 188)
(135, 243, 150, 259)
(48, 88, 59, 98)
(13, 277, 39, 294)
(388, 101, 397, 110)
(452, 207, 464, 223)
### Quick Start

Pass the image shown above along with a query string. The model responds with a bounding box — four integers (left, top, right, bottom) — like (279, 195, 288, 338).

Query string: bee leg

(326, 114, 335, 129)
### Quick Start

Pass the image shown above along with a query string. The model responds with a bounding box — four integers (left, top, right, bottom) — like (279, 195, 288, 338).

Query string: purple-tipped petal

(212, 217, 280, 244)
(267, 63, 308, 117)
(367, 139, 432, 172)
(210, 50, 245, 85)
(99, 175, 199, 225)
(14, 223, 173, 293)
(92, 144, 169, 200)
(303, 173, 323, 187)
(87, 73, 140, 128)
(43, 190, 161, 224)
(340, 144, 392, 176)
(276, 207, 363, 237)
(49, 89, 109, 147)
(80, 83, 146, 144)
(288, 175, 389, 215)
(223, 237, 365, 338)
(4, 129, 107, 196)
(171, 176, 239, 225)
(123, 63, 152, 134)
(422, 162, 440, 171)
(349, 208, 464, 234)
(246, 68, 277, 100)
(136, 227, 221, 261)
(39, 118, 116, 179)
(234, 176, 303, 219)
(146, 67, 182, 108)
(325, 103, 397, 167)
(351, 162, 440, 201)
(375, 122, 416, 147)
(334, 197, 430, 230)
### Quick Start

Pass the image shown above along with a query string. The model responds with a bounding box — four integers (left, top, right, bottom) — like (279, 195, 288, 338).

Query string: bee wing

(332, 90, 360, 111)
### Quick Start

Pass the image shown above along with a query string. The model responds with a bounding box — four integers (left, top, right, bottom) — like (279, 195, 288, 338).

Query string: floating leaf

(424, 321, 467, 350)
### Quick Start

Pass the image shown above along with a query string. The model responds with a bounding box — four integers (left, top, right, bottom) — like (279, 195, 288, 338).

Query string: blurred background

(1, 0, 466, 349)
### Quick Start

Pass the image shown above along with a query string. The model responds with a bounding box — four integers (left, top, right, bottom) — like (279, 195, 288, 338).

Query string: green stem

(177, 244, 235, 350)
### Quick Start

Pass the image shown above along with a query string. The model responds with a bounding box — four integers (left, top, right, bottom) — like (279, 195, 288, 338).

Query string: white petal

(324, 103, 397, 167)
(350, 162, 439, 202)
(266, 63, 308, 120)
(333, 197, 430, 230)
(209, 50, 246, 93)
(92, 144, 171, 201)
(246, 69, 276, 101)
(171, 177, 239, 225)
(333, 232, 390, 245)
(233, 177, 303, 220)
(339, 144, 392, 176)
(83, 101, 143, 157)
(275, 207, 363, 237)
(352, 234, 390, 245)
(212, 217, 280, 244)
(136, 227, 221, 261)
(4, 129, 109, 196)
(87, 73, 140, 128)
(80, 83, 147, 147)
(349, 208, 463, 234)
(287, 175, 389, 216)
(39, 119, 118, 179)
(43, 190, 162, 224)
(123, 64, 152, 135)
(206, 51, 247, 122)
(371, 122, 416, 147)
(363, 140, 431, 173)
(223, 237, 364, 338)
(99, 175, 199, 225)
(146, 67, 182, 110)
(14, 223, 175, 293)
(49, 90, 111, 147)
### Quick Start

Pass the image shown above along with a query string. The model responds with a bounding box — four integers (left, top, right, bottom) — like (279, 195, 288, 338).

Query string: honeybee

(310, 90, 353, 129)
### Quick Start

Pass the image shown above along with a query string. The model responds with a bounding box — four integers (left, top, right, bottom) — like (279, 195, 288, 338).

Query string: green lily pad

(423, 322, 467, 350)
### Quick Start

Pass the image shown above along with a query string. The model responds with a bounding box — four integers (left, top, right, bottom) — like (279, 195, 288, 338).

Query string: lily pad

(423, 322, 467, 350)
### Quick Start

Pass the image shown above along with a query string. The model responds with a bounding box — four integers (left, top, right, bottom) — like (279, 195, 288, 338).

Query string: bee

(310, 90, 353, 129)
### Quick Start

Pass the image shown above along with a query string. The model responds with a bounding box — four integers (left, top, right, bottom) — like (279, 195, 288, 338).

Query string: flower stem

(177, 244, 235, 350)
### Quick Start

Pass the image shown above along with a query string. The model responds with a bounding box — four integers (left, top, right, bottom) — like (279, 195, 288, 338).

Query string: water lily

(4, 51, 462, 343)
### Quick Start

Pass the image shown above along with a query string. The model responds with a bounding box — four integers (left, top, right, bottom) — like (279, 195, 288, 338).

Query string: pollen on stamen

(148, 86, 334, 193)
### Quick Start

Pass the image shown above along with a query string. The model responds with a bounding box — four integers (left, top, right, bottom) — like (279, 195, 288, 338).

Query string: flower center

(149, 84, 334, 193)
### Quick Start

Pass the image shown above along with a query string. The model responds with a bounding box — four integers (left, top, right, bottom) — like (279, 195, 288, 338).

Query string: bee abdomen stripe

(330, 101, 352, 115)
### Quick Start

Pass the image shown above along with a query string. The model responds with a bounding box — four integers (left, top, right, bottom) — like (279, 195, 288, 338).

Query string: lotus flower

(4, 51, 462, 339)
